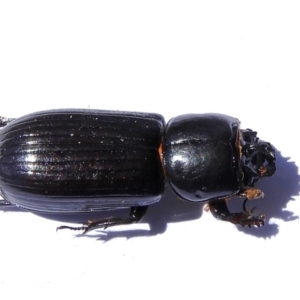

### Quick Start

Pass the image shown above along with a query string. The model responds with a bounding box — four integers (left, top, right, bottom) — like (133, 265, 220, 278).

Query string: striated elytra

(0, 109, 276, 233)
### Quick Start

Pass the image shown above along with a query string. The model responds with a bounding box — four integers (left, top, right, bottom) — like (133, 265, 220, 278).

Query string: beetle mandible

(0, 109, 276, 233)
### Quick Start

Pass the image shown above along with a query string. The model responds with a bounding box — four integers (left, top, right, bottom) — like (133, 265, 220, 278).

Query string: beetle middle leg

(57, 206, 148, 234)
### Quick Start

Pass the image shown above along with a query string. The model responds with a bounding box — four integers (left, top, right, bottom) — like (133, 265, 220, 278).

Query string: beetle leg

(238, 187, 264, 200)
(57, 206, 148, 234)
(0, 116, 14, 129)
(208, 199, 265, 228)
(242, 198, 248, 212)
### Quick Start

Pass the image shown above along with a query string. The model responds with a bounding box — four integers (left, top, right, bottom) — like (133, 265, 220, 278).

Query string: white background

(0, 1, 299, 299)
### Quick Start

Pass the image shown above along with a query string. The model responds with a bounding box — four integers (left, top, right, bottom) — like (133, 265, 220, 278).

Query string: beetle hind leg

(57, 206, 148, 234)
(208, 199, 265, 228)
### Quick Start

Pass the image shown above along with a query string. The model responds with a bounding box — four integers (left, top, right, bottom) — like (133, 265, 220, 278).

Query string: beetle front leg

(238, 187, 264, 200)
(208, 199, 265, 228)
(57, 206, 148, 234)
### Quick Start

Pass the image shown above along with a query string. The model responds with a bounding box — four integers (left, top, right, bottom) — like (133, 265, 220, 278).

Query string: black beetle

(0, 109, 276, 233)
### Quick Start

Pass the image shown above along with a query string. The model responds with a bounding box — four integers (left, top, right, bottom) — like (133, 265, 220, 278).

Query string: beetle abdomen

(0, 110, 165, 212)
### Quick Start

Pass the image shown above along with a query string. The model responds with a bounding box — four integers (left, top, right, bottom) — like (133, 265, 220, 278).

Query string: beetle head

(241, 129, 276, 186)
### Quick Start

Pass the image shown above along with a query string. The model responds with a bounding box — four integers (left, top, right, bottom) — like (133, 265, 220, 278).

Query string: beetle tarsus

(230, 211, 265, 228)
(79, 217, 133, 233)
(57, 206, 148, 234)
(57, 218, 135, 234)
(56, 225, 88, 232)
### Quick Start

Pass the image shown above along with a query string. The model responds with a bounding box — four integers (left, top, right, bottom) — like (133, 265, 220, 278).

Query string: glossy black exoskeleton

(0, 110, 276, 233)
